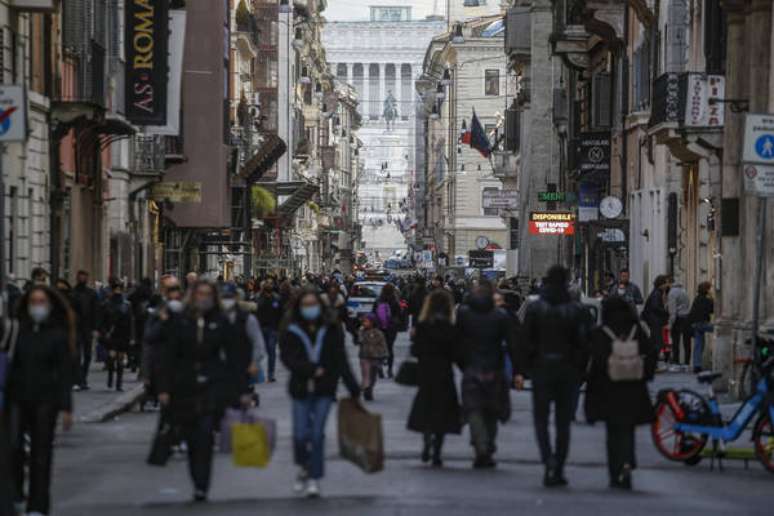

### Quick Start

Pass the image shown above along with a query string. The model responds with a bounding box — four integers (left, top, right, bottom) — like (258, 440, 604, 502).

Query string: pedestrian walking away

(407, 289, 462, 468)
(3, 285, 76, 516)
(279, 288, 360, 498)
(456, 280, 516, 469)
(516, 265, 589, 487)
(72, 270, 98, 390)
(667, 279, 692, 369)
(585, 296, 657, 490)
(372, 283, 402, 378)
(99, 280, 135, 392)
(689, 281, 715, 374)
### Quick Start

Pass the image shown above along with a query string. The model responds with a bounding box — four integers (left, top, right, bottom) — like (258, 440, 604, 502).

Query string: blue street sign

(754, 134, 774, 160)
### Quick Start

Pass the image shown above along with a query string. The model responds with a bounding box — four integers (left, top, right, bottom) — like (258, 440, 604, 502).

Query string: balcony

(53, 43, 107, 123)
(649, 72, 725, 160)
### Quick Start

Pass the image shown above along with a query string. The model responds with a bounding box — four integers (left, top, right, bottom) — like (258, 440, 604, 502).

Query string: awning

(101, 114, 136, 136)
(277, 181, 319, 219)
(240, 133, 287, 183)
(481, 18, 505, 38)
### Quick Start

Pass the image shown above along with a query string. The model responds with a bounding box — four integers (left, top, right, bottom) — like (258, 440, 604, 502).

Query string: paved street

(51, 334, 772, 516)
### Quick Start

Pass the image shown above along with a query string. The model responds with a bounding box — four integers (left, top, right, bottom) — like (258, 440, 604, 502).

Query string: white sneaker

(27, 512, 45, 516)
(305, 479, 320, 498)
(668, 365, 681, 373)
(293, 468, 308, 494)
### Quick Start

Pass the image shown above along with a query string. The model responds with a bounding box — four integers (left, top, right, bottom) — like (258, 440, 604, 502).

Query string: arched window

(336, 63, 347, 80)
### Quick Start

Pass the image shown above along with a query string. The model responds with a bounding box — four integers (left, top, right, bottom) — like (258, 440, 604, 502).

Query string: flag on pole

(458, 119, 471, 144)
(470, 109, 491, 158)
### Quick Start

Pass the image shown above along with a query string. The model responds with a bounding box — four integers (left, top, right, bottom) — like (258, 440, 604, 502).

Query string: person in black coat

(158, 280, 249, 503)
(515, 266, 588, 487)
(407, 278, 427, 328)
(585, 296, 657, 489)
(280, 287, 360, 498)
(641, 275, 670, 360)
(99, 280, 135, 392)
(256, 279, 284, 382)
(407, 289, 462, 467)
(689, 281, 715, 373)
(456, 280, 516, 469)
(4, 285, 76, 515)
(72, 270, 98, 389)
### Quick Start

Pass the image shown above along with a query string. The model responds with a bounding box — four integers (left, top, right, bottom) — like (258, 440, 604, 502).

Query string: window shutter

(593, 72, 611, 129)
(666, 0, 688, 73)
(505, 107, 520, 152)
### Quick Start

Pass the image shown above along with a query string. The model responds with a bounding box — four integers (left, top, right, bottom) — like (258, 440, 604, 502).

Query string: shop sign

(125, 0, 169, 125)
(573, 132, 610, 178)
(0, 86, 26, 142)
(149, 181, 202, 203)
(482, 189, 519, 210)
(743, 164, 774, 198)
(468, 250, 494, 269)
(684, 74, 725, 128)
(529, 211, 576, 236)
(597, 228, 626, 243)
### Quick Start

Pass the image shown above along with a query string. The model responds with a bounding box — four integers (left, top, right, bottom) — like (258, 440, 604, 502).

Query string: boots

(544, 457, 568, 487)
(116, 359, 124, 392)
(432, 434, 444, 467)
(107, 357, 114, 389)
(421, 434, 432, 463)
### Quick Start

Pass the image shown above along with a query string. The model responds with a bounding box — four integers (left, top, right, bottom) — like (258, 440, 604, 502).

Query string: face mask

(29, 304, 50, 323)
(167, 300, 184, 314)
(221, 298, 236, 311)
(196, 298, 214, 313)
(300, 305, 321, 322)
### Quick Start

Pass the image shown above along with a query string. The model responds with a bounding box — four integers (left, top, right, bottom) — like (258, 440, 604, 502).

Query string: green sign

(538, 192, 577, 203)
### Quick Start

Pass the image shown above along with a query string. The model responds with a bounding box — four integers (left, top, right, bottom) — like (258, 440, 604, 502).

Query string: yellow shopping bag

(231, 422, 271, 468)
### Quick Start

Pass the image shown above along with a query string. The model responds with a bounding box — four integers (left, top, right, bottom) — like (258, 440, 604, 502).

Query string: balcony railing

(649, 72, 726, 130)
(54, 42, 106, 108)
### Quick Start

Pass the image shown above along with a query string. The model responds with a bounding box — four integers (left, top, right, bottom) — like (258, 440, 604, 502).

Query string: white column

(395, 63, 403, 119)
(379, 62, 386, 119)
(364, 63, 370, 119)
(346, 62, 352, 84)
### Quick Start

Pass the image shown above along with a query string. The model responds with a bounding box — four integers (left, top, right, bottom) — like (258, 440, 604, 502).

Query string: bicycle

(651, 336, 774, 474)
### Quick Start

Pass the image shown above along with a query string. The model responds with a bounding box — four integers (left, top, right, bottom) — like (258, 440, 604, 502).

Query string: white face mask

(29, 304, 50, 323)
(221, 298, 237, 311)
(166, 299, 184, 314)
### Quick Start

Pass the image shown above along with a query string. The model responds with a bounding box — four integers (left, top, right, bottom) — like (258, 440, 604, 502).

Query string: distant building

(323, 9, 445, 258)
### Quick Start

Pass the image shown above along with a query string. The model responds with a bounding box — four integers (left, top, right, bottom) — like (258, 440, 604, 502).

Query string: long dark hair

(378, 282, 397, 304)
(602, 295, 639, 333)
(16, 284, 77, 357)
(280, 286, 327, 335)
(418, 289, 455, 324)
(183, 280, 222, 318)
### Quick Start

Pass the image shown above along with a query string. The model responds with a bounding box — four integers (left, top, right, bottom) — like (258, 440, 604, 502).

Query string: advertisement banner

(126, 0, 169, 125)
(482, 189, 519, 210)
(572, 132, 610, 179)
(528, 211, 576, 236)
(577, 183, 600, 222)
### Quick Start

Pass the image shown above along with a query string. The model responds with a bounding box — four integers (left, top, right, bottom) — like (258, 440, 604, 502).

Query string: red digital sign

(528, 211, 576, 236)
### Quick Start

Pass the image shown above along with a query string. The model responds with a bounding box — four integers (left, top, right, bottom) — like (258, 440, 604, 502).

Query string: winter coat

(99, 294, 135, 352)
(585, 320, 657, 426)
(158, 310, 247, 421)
(407, 320, 462, 435)
(518, 288, 589, 376)
(641, 288, 669, 348)
(322, 293, 349, 325)
(72, 283, 98, 335)
(689, 293, 714, 325)
(256, 292, 283, 330)
(5, 320, 74, 412)
(280, 322, 360, 400)
(358, 327, 388, 360)
(408, 285, 427, 319)
(456, 296, 515, 420)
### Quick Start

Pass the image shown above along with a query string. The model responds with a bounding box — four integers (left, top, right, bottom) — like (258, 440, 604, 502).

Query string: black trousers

(79, 333, 93, 386)
(531, 365, 578, 469)
(180, 414, 216, 493)
(468, 411, 498, 457)
(0, 412, 15, 515)
(10, 401, 59, 515)
(670, 317, 692, 365)
(605, 423, 636, 481)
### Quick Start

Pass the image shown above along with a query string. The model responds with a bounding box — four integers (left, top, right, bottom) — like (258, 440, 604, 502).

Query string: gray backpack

(602, 325, 644, 382)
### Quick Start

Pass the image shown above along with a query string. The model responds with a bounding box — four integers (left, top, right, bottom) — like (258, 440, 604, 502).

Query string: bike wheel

(753, 414, 774, 474)
(652, 390, 709, 462)
(739, 362, 759, 400)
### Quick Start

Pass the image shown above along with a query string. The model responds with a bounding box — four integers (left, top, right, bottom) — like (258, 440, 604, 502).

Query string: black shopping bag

(147, 411, 175, 467)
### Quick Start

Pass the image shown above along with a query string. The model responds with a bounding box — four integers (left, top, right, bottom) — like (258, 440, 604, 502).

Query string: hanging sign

(125, 0, 169, 125)
(468, 250, 494, 269)
(0, 86, 26, 142)
(573, 132, 610, 178)
(528, 211, 576, 236)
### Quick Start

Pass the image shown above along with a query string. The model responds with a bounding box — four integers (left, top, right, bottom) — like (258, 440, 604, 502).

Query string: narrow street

(52, 334, 772, 516)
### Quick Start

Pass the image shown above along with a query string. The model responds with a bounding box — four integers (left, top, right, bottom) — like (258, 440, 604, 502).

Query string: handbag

(220, 407, 276, 454)
(232, 420, 273, 468)
(147, 411, 175, 466)
(337, 398, 384, 473)
(394, 358, 418, 386)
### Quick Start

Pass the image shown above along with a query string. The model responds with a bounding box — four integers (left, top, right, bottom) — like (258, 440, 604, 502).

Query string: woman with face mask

(3, 285, 76, 516)
(157, 280, 248, 503)
(280, 288, 360, 498)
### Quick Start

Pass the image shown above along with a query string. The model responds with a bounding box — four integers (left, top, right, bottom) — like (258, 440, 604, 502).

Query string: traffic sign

(743, 164, 774, 197)
(743, 114, 774, 165)
(0, 86, 26, 143)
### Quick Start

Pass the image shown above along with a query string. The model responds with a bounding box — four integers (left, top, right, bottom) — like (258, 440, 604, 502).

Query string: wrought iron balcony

(53, 43, 107, 119)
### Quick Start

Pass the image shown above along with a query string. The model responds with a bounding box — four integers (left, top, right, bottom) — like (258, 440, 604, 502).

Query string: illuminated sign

(125, 0, 169, 125)
(528, 211, 576, 236)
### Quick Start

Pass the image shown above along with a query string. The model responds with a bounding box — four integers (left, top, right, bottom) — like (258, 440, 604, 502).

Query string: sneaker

(305, 479, 321, 498)
(293, 468, 308, 494)
(72, 384, 81, 392)
(193, 489, 208, 502)
(668, 365, 681, 373)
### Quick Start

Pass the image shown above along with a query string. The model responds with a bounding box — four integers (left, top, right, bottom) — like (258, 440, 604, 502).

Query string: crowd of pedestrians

(0, 263, 718, 514)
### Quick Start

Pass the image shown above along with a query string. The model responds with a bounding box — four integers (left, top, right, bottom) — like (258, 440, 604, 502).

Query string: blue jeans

(292, 396, 334, 479)
(693, 323, 714, 371)
(262, 328, 277, 380)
